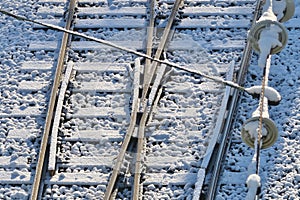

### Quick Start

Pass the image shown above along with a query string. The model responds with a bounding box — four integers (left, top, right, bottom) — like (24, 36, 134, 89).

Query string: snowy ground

(0, 0, 300, 199)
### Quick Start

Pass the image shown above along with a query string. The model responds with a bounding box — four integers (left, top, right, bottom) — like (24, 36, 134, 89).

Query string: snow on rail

(28, 40, 246, 52)
(18, 81, 49, 91)
(68, 107, 128, 119)
(164, 81, 222, 94)
(58, 156, 114, 168)
(38, 6, 253, 17)
(64, 130, 123, 142)
(143, 173, 197, 186)
(20, 62, 130, 73)
(0, 171, 32, 184)
(146, 130, 205, 142)
(0, 156, 30, 168)
(0, 107, 42, 117)
(7, 129, 39, 140)
(20, 61, 53, 71)
(145, 156, 195, 169)
(74, 62, 131, 73)
(37, 0, 257, 4)
(47, 173, 109, 185)
(72, 82, 132, 93)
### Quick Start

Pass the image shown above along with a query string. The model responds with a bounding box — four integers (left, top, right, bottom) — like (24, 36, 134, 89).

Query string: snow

(244, 120, 268, 138)
(0, 0, 299, 199)
(257, 23, 283, 68)
(256, 0, 285, 68)
(246, 173, 261, 188)
(245, 85, 281, 103)
(245, 174, 261, 200)
(271, 0, 287, 21)
(258, 1, 277, 22)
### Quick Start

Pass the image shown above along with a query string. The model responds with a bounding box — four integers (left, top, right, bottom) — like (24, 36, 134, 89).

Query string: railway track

(2, 0, 296, 199)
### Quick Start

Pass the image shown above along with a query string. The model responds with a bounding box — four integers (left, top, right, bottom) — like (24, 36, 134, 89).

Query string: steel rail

(144, 0, 155, 90)
(132, 1, 183, 198)
(104, 1, 158, 197)
(104, 1, 182, 198)
(48, 61, 74, 175)
(30, 0, 76, 199)
(140, 0, 183, 105)
(103, 59, 141, 200)
(204, 0, 265, 199)
(133, 64, 167, 199)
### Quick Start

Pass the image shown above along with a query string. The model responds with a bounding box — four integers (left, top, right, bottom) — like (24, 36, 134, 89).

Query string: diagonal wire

(0, 8, 247, 92)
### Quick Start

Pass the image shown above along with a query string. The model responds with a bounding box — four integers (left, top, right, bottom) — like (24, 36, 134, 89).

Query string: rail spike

(241, 117, 278, 149)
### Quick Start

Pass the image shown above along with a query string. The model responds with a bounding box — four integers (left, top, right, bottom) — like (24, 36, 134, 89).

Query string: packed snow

(256, 0, 287, 68)
(257, 23, 283, 68)
(245, 173, 261, 200)
(246, 85, 281, 103)
(244, 120, 268, 139)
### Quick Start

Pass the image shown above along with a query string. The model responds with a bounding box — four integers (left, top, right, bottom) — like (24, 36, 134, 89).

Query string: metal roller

(241, 117, 278, 149)
(249, 20, 288, 55)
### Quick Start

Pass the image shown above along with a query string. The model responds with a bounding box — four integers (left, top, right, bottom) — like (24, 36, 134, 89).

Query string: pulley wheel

(249, 20, 288, 54)
(241, 117, 278, 149)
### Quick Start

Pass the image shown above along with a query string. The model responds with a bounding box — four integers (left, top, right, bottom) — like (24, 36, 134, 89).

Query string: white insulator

(241, 117, 278, 149)
(249, 20, 288, 55)
(245, 174, 261, 200)
(279, 0, 295, 22)
(263, 0, 295, 22)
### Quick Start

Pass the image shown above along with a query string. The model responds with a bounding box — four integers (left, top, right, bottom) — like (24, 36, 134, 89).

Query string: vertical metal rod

(132, 64, 166, 199)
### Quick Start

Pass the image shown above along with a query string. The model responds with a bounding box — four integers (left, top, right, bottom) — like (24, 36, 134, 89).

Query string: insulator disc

(249, 20, 288, 55)
(241, 117, 278, 149)
(277, 0, 295, 22)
